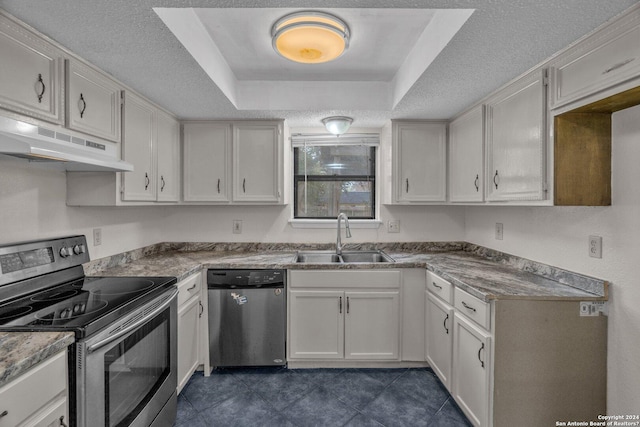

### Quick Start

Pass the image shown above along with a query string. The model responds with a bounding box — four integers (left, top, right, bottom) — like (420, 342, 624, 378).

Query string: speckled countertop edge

(84, 242, 608, 302)
(0, 331, 74, 388)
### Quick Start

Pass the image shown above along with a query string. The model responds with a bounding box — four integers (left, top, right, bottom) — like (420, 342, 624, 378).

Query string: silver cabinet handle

(160, 176, 165, 192)
(478, 343, 485, 368)
(187, 283, 197, 291)
(405, 178, 409, 193)
(461, 301, 476, 312)
(432, 281, 442, 290)
(88, 289, 178, 353)
(339, 296, 342, 314)
(602, 58, 634, 74)
(217, 178, 221, 194)
(199, 300, 204, 318)
(59, 415, 68, 427)
(493, 170, 499, 190)
(346, 296, 350, 314)
(144, 172, 150, 190)
(474, 174, 479, 192)
(242, 178, 246, 193)
(443, 313, 449, 334)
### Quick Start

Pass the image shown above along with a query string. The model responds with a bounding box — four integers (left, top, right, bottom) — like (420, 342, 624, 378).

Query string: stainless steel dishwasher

(207, 269, 286, 368)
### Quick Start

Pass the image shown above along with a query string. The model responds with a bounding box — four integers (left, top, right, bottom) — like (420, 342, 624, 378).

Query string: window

(293, 137, 376, 219)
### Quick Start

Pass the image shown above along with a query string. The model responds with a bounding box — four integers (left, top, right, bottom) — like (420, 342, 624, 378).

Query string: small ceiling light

(322, 116, 353, 135)
(271, 11, 350, 64)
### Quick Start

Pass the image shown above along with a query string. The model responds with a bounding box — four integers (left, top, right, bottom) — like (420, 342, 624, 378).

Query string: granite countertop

(85, 242, 608, 302)
(0, 331, 74, 388)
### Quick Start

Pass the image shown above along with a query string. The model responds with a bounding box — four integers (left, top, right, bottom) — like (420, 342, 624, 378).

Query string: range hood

(0, 116, 133, 172)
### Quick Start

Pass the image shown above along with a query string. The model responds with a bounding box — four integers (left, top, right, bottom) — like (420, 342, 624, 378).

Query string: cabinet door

(393, 122, 447, 203)
(344, 291, 400, 360)
(156, 110, 180, 202)
(121, 91, 155, 201)
(486, 70, 546, 202)
(177, 295, 200, 394)
(66, 59, 121, 142)
(289, 290, 344, 359)
(452, 313, 492, 427)
(0, 14, 63, 124)
(426, 293, 454, 391)
(233, 122, 282, 203)
(449, 106, 484, 202)
(183, 123, 231, 202)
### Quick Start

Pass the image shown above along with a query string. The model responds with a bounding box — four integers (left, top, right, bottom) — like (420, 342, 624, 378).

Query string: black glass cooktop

(0, 276, 176, 338)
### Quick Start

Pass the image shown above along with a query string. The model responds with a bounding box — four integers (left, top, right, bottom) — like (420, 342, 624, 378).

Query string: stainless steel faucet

(336, 213, 352, 255)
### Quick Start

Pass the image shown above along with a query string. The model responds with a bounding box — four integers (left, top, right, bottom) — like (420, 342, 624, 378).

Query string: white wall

(465, 104, 640, 413)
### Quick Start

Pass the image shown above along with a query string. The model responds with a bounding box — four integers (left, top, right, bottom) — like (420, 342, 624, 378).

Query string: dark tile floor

(174, 367, 471, 427)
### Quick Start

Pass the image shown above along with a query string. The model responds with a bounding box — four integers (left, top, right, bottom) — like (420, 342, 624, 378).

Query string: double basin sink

(294, 250, 395, 264)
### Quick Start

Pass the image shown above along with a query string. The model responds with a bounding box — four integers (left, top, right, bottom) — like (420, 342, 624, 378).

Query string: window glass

(294, 145, 375, 219)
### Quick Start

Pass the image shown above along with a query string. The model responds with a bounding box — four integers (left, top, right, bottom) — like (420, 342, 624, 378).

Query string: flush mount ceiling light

(322, 116, 353, 135)
(271, 11, 350, 64)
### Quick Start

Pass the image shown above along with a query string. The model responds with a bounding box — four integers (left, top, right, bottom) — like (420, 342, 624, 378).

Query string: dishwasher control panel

(207, 269, 284, 288)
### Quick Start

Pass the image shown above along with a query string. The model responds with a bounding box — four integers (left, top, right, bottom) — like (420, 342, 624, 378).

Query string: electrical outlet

(233, 220, 242, 234)
(589, 235, 602, 258)
(495, 223, 504, 240)
(93, 228, 102, 246)
(388, 220, 400, 233)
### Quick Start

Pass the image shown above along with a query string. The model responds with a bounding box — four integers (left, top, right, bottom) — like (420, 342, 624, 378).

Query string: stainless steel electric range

(0, 235, 178, 427)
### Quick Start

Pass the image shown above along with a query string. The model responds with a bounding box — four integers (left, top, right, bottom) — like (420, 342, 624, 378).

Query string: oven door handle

(87, 288, 178, 354)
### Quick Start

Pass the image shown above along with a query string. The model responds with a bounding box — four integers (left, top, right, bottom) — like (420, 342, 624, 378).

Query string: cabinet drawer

(426, 271, 453, 304)
(551, 12, 640, 109)
(454, 287, 490, 330)
(177, 272, 201, 306)
(0, 350, 67, 427)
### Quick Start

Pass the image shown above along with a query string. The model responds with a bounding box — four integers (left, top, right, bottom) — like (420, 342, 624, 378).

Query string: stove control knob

(73, 244, 86, 255)
(59, 247, 71, 258)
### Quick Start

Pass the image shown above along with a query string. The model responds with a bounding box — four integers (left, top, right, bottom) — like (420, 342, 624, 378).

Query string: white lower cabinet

(452, 312, 492, 427)
(176, 272, 203, 394)
(425, 292, 454, 390)
(0, 350, 68, 427)
(288, 270, 401, 362)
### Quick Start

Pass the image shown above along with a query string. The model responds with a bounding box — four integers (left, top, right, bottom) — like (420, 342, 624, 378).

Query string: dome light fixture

(271, 11, 350, 64)
(322, 116, 353, 135)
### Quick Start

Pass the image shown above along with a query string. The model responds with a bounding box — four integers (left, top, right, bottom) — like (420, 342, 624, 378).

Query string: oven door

(76, 288, 178, 427)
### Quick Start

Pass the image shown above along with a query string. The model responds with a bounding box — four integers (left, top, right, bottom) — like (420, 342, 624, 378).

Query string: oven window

(104, 309, 170, 427)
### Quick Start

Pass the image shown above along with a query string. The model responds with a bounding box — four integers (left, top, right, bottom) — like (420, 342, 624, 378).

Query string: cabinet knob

(36, 73, 46, 103)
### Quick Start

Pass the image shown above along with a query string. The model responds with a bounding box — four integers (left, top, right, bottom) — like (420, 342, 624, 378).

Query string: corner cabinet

(449, 105, 484, 203)
(392, 121, 447, 203)
(0, 12, 64, 125)
(121, 91, 180, 202)
(0, 350, 69, 427)
(485, 69, 547, 202)
(183, 121, 284, 205)
(288, 270, 401, 362)
(66, 59, 122, 143)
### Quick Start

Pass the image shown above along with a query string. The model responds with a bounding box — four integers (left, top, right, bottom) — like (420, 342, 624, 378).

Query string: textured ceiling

(0, 0, 637, 128)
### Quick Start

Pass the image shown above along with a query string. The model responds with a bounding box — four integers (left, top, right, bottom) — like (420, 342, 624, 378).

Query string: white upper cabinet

(485, 69, 547, 202)
(550, 7, 640, 110)
(233, 122, 283, 203)
(183, 121, 283, 205)
(156, 109, 180, 202)
(392, 121, 447, 203)
(449, 105, 484, 203)
(122, 91, 155, 201)
(66, 58, 122, 143)
(122, 91, 180, 203)
(0, 12, 64, 125)
(183, 123, 231, 203)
